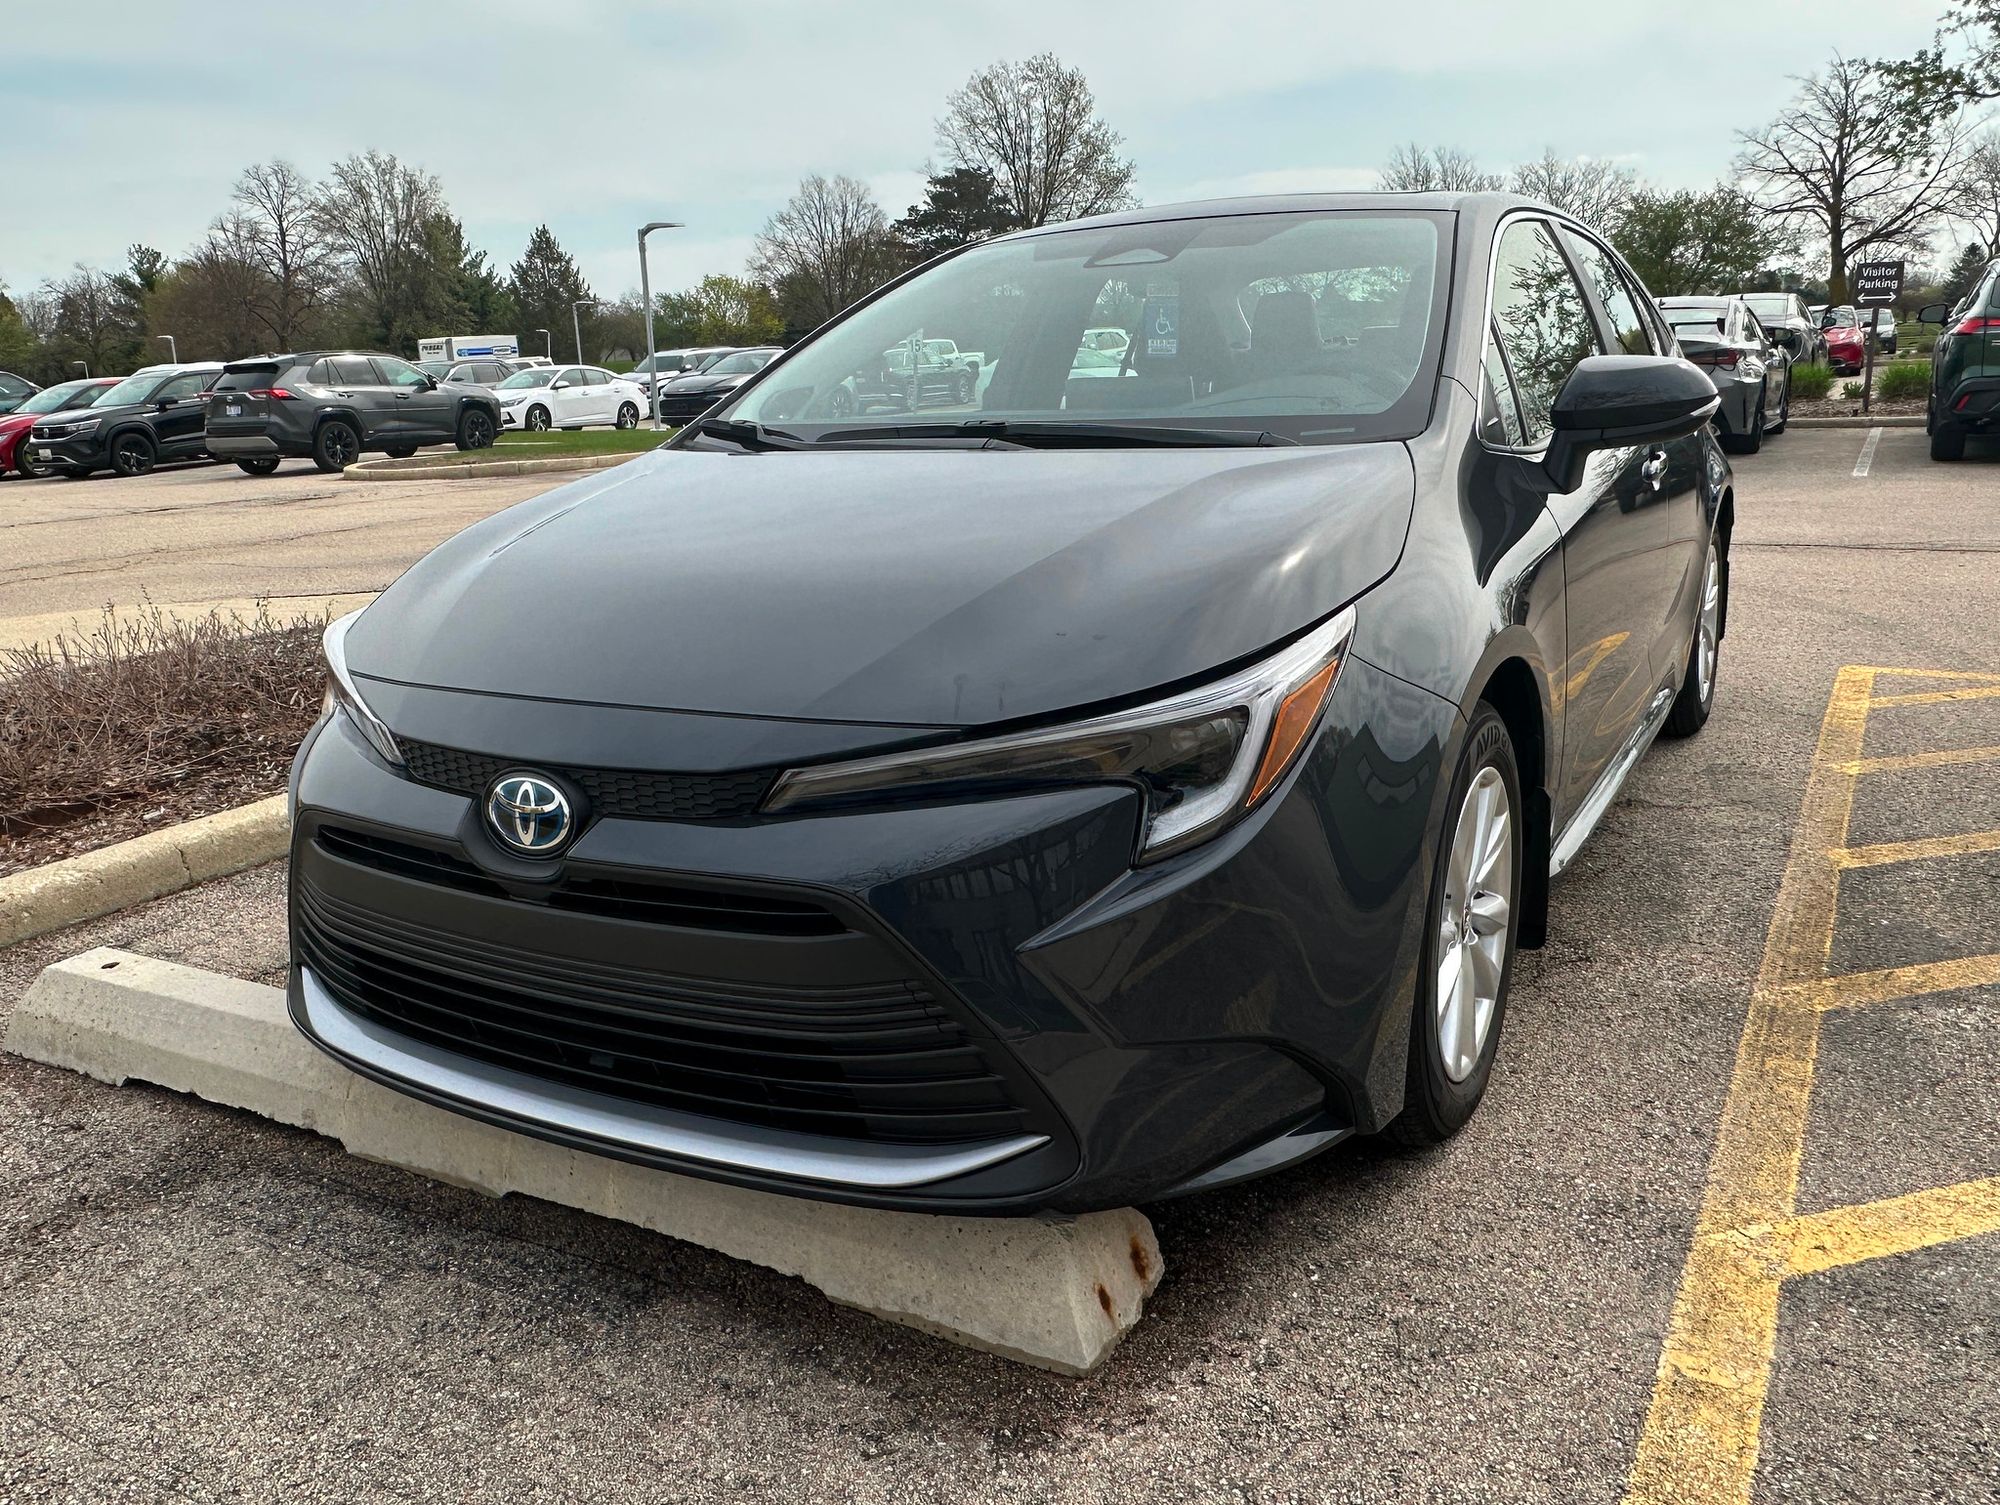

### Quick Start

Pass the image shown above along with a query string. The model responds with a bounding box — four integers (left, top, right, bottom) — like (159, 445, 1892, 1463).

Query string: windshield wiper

(685, 417, 810, 451)
(818, 420, 1297, 449)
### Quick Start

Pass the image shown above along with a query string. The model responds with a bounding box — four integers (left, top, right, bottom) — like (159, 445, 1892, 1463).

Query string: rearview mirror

(1917, 303, 1951, 325)
(1528, 355, 1720, 494)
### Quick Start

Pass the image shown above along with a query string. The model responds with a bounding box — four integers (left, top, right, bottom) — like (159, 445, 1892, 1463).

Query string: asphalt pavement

(1, 426, 1995, 1503)
(0, 458, 566, 654)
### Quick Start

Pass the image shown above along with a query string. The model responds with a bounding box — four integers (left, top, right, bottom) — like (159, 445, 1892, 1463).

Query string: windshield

(19, 380, 102, 414)
(707, 351, 773, 376)
(94, 373, 165, 407)
(497, 369, 557, 389)
(721, 209, 1448, 445)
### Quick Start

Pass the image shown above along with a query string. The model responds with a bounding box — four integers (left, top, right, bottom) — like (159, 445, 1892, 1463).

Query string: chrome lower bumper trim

(296, 966, 1049, 1189)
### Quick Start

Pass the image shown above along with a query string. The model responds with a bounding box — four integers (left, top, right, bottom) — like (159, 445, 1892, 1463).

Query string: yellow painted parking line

(1776, 1176, 2000, 1279)
(1624, 665, 2000, 1505)
(1868, 685, 2000, 708)
(1833, 744, 2000, 776)
(1850, 666, 2000, 682)
(1761, 952, 2000, 1013)
(1830, 828, 2000, 868)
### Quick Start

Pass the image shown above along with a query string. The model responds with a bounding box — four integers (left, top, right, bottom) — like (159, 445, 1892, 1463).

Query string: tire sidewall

(112, 433, 156, 476)
(314, 420, 359, 472)
(526, 405, 550, 433)
(1403, 707, 1523, 1139)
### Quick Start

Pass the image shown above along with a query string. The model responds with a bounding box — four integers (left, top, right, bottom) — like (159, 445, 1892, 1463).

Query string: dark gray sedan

(289, 193, 1731, 1214)
(1659, 296, 1790, 454)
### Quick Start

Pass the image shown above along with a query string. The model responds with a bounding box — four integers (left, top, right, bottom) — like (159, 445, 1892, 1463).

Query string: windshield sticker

(1142, 296, 1179, 359)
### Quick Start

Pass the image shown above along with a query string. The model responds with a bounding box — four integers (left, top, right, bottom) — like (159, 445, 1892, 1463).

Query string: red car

(1820, 306, 1868, 374)
(0, 376, 120, 477)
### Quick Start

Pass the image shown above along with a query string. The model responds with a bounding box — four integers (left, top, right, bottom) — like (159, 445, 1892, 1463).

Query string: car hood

(0, 410, 36, 436)
(30, 403, 135, 427)
(663, 371, 752, 393)
(349, 441, 1416, 727)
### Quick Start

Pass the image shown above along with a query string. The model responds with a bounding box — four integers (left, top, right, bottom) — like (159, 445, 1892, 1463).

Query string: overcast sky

(4, 0, 1955, 303)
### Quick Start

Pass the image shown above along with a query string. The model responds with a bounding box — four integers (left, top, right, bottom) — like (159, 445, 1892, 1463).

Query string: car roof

(1659, 296, 1734, 305)
(997, 189, 1559, 243)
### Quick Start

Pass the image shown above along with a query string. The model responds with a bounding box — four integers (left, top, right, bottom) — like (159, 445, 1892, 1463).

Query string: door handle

(1640, 449, 1669, 489)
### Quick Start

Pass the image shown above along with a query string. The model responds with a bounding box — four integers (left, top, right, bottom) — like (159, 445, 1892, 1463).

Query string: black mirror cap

(1917, 302, 1951, 325)
(1551, 355, 1720, 441)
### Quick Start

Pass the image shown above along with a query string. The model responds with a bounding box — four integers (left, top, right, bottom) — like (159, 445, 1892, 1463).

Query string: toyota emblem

(485, 773, 574, 856)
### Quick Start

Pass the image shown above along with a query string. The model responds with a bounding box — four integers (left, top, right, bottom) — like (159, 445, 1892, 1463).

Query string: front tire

(524, 405, 551, 433)
(456, 408, 496, 451)
(312, 419, 360, 473)
(109, 432, 157, 477)
(1663, 537, 1724, 738)
(234, 457, 281, 476)
(1386, 706, 1522, 1148)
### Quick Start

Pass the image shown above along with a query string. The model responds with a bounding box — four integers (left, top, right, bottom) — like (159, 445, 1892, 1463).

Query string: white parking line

(1853, 427, 1884, 477)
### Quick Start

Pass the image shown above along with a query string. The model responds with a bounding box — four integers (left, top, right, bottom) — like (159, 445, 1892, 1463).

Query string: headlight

(763, 606, 1356, 861)
(49, 417, 100, 437)
(499, 396, 524, 408)
(321, 611, 404, 768)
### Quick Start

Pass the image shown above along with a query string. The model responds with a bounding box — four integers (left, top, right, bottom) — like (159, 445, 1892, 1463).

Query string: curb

(0, 795, 288, 949)
(6, 948, 1163, 1374)
(1787, 415, 1925, 428)
(344, 451, 644, 482)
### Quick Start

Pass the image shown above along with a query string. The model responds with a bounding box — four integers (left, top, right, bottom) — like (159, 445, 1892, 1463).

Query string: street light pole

(71, 361, 90, 378)
(536, 328, 552, 361)
(637, 220, 684, 431)
(155, 334, 179, 363)
(571, 300, 603, 365)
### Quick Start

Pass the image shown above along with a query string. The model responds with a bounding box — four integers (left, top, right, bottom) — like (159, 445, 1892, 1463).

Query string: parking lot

(0, 460, 566, 654)
(0, 425, 1992, 1502)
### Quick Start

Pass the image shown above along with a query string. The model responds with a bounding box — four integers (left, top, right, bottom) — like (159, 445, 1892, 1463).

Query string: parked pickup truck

(839, 338, 983, 414)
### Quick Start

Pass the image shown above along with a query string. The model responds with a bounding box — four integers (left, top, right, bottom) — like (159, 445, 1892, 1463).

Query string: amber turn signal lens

(1245, 656, 1342, 808)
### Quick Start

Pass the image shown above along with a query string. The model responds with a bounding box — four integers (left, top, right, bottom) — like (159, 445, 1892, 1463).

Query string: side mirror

(1917, 303, 1951, 325)
(424, 375, 439, 390)
(1528, 355, 1720, 494)
(551, 380, 571, 390)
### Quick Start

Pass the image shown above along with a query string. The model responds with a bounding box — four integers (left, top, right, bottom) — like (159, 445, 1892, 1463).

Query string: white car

(492, 364, 647, 431)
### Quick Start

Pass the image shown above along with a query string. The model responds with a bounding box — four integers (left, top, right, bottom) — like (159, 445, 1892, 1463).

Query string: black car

(1917, 254, 2000, 460)
(25, 363, 223, 478)
(0, 370, 37, 414)
(652, 348, 784, 423)
(204, 351, 501, 474)
(288, 192, 1730, 1214)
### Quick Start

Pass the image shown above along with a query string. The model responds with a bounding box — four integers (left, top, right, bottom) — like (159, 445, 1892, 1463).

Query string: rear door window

(156, 373, 212, 401)
(586, 368, 615, 385)
(330, 356, 377, 387)
(1489, 219, 1605, 445)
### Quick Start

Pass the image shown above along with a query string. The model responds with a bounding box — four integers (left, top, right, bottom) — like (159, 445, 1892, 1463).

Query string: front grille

(397, 738, 774, 821)
(295, 869, 1033, 1144)
(314, 826, 843, 936)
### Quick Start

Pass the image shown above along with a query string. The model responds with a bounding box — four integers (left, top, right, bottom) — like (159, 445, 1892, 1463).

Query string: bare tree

(314, 151, 447, 343)
(1736, 56, 1980, 301)
(40, 264, 138, 372)
(224, 160, 339, 349)
(1508, 150, 1637, 226)
(1378, 144, 1504, 193)
(936, 53, 1137, 227)
(1956, 131, 2000, 262)
(751, 174, 902, 330)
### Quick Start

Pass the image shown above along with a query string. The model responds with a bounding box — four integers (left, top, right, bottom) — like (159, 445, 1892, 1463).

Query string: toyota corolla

(289, 192, 1731, 1213)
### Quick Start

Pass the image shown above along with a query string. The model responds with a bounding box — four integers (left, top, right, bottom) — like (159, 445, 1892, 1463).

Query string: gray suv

(204, 351, 501, 474)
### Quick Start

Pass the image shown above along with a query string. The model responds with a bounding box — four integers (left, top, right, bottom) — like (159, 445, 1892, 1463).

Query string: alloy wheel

(323, 426, 356, 467)
(617, 403, 639, 430)
(1436, 765, 1513, 1083)
(526, 407, 550, 432)
(112, 437, 154, 476)
(1695, 541, 1721, 703)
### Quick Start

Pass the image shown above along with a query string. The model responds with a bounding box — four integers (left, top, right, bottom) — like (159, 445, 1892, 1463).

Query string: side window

(1490, 220, 1605, 445)
(307, 359, 335, 385)
(1559, 227, 1654, 356)
(1479, 333, 1528, 447)
(374, 357, 429, 388)
(330, 356, 376, 387)
(586, 368, 614, 385)
(557, 367, 585, 387)
(1742, 309, 1764, 344)
(0, 373, 30, 396)
(157, 373, 210, 401)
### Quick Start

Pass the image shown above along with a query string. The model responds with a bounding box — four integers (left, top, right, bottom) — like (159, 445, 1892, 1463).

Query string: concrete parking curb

(344, 451, 643, 482)
(0, 796, 287, 949)
(1787, 415, 1925, 428)
(4, 949, 1163, 1374)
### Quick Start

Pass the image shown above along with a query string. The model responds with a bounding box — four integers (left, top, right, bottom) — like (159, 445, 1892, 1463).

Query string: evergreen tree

(890, 167, 1018, 263)
(1943, 241, 1990, 303)
(510, 224, 593, 358)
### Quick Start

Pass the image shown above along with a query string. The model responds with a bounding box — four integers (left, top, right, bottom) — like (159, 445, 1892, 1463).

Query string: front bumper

(287, 657, 1451, 1212)
(24, 432, 103, 469)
